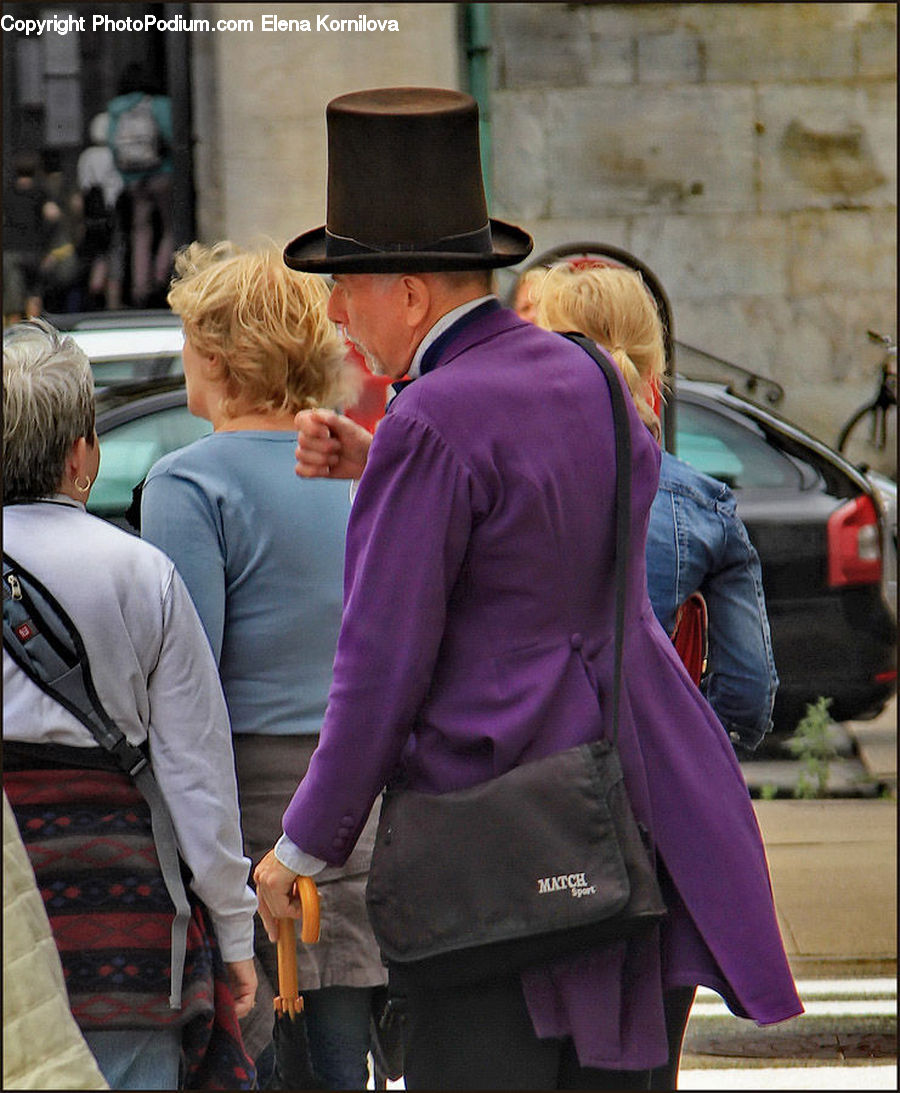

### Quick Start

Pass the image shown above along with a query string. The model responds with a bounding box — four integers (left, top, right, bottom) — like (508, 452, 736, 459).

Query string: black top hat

(283, 87, 533, 274)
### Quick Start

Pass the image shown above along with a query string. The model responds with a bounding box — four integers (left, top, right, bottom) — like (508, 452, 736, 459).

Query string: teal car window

(676, 401, 800, 490)
(89, 406, 212, 517)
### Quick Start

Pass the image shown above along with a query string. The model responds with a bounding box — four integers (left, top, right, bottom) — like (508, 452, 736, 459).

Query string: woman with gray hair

(2, 318, 258, 1090)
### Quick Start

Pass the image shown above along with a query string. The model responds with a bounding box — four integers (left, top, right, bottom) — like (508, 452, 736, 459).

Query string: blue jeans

(306, 986, 374, 1089)
(83, 1027, 181, 1090)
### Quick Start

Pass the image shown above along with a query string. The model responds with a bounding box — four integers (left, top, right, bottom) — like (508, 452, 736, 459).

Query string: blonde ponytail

(607, 346, 661, 442)
(533, 264, 665, 441)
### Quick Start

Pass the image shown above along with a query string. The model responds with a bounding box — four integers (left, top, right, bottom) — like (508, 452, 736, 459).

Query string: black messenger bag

(365, 334, 666, 988)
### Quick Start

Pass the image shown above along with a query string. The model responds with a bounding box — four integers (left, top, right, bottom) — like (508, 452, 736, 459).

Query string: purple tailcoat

(283, 306, 802, 1068)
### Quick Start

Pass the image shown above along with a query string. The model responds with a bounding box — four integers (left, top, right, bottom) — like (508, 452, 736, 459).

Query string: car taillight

(827, 495, 883, 587)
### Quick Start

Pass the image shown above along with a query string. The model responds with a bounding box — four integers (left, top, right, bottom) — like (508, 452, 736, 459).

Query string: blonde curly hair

(168, 241, 356, 417)
(534, 264, 665, 440)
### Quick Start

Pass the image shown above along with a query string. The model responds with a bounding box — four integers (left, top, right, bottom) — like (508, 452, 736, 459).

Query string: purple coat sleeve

(281, 410, 476, 864)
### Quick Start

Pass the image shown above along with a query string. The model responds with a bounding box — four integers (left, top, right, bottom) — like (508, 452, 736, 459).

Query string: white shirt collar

(406, 294, 497, 380)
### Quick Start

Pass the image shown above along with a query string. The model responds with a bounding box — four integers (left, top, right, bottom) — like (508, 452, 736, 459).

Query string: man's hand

(224, 957, 258, 1018)
(254, 849, 303, 942)
(295, 408, 373, 480)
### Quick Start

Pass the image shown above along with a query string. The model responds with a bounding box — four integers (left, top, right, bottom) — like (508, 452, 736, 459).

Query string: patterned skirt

(4, 742, 255, 1090)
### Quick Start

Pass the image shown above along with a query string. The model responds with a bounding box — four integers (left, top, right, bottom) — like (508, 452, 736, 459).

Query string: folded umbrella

(264, 876, 322, 1091)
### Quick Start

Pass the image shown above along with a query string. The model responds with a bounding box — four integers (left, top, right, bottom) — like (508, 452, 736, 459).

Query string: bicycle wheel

(838, 400, 897, 478)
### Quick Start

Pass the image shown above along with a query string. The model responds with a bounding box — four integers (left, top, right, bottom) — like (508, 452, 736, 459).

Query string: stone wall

(490, 2, 897, 445)
(191, 3, 459, 252)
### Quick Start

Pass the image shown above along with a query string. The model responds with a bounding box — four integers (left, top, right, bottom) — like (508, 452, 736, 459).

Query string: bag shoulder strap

(2, 551, 190, 1009)
(560, 333, 633, 743)
(3, 553, 149, 773)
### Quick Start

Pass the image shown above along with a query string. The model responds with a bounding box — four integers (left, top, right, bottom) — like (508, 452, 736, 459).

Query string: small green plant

(787, 696, 836, 799)
(758, 782, 779, 801)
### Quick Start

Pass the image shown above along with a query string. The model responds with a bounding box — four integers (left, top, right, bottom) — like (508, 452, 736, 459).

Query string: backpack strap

(2, 552, 191, 1010)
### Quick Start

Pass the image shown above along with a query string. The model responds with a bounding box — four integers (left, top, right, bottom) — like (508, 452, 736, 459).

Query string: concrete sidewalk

(752, 696, 897, 979)
(753, 797, 896, 979)
(677, 698, 897, 1073)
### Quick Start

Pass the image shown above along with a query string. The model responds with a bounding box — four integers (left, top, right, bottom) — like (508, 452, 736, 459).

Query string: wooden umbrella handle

(274, 877, 320, 1016)
(276, 917, 300, 1009)
(296, 875, 321, 944)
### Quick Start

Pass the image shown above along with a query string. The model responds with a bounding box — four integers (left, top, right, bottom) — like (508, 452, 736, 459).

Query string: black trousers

(650, 987, 697, 1091)
(394, 973, 654, 1091)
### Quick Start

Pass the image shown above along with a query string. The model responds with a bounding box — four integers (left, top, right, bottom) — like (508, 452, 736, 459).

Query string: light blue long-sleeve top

(141, 431, 351, 736)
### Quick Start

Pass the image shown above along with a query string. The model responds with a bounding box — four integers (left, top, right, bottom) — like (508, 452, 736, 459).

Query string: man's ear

(400, 275, 431, 329)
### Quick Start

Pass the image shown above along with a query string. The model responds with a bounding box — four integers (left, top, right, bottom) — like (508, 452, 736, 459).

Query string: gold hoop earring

(74, 475, 92, 493)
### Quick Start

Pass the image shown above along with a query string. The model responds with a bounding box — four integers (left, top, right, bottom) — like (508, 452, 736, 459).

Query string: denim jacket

(646, 452, 778, 753)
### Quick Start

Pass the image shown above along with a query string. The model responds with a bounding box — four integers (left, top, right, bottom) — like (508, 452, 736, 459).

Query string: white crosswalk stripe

(790, 979, 897, 998)
(690, 998, 896, 1018)
(692, 977, 897, 1018)
(378, 1064, 899, 1090)
(678, 1065, 898, 1089)
(696, 978, 897, 1001)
